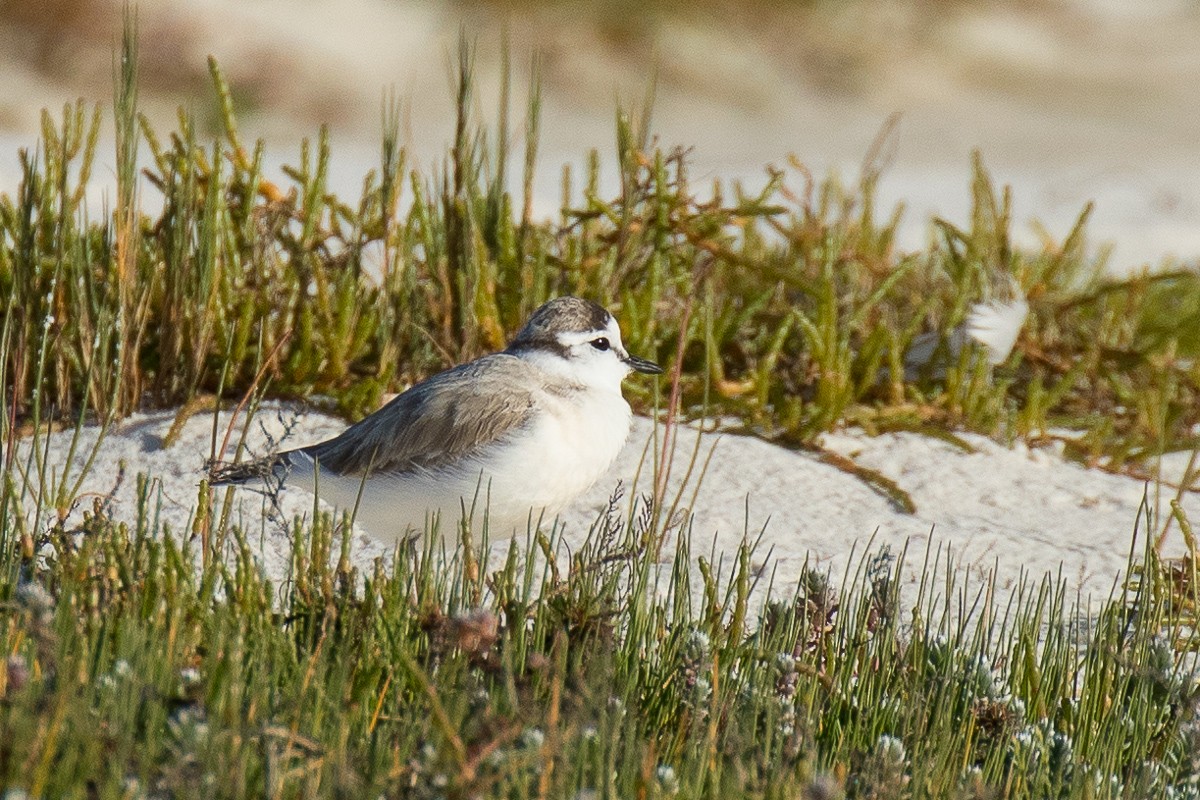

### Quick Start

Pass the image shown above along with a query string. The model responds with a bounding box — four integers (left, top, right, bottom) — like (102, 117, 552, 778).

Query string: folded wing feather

(289, 354, 538, 477)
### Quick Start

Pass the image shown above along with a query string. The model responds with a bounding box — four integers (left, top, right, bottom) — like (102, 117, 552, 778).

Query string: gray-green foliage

(2, 487, 1200, 797)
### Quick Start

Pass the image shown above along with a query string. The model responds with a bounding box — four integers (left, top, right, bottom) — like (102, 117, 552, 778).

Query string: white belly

(286, 390, 633, 544)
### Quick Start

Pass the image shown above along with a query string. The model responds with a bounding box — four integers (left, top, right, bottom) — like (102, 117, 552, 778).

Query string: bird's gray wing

(287, 354, 538, 477)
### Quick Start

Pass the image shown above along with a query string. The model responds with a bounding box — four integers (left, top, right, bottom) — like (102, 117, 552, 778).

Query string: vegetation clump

(2, 34, 1198, 474)
(0, 489, 1198, 798)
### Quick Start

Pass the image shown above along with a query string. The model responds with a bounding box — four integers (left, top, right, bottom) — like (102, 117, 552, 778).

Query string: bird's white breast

(492, 384, 633, 514)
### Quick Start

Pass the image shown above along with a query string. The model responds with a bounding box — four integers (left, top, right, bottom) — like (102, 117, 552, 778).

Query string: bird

(210, 297, 662, 543)
(900, 294, 1029, 381)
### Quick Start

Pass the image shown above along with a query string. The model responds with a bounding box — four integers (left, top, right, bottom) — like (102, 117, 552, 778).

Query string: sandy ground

(12, 405, 1198, 607)
(1, 0, 1200, 269)
(4, 1, 1199, 609)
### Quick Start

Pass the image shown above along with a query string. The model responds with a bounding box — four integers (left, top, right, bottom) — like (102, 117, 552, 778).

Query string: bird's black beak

(625, 353, 664, 375)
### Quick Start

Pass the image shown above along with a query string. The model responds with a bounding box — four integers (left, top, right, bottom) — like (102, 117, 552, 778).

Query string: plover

(211, 297, 662, 542)
(900, 295, 1028, 381)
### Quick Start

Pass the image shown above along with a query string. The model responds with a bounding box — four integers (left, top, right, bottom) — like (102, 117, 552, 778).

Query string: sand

(12, 404, 1197, 606)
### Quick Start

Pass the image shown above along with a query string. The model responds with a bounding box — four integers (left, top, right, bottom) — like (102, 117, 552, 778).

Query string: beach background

(3, 0, 1200, 267)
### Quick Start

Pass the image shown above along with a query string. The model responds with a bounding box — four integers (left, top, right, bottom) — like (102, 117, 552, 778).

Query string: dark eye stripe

(590, 337, 610, 351)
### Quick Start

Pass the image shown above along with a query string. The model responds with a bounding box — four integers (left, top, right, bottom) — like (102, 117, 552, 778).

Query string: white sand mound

(12, 403, 1198, 603)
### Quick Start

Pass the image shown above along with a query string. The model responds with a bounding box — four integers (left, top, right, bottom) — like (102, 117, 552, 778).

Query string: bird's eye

(590, 337, 610, 351)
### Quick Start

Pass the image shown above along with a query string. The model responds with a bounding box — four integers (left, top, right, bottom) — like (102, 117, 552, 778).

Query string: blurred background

(1, 0, 1197, 270)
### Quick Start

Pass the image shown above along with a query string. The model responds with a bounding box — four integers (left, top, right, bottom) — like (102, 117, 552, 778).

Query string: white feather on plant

(964, 297, 1029, 365)
(898, 294, 1028, 381)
